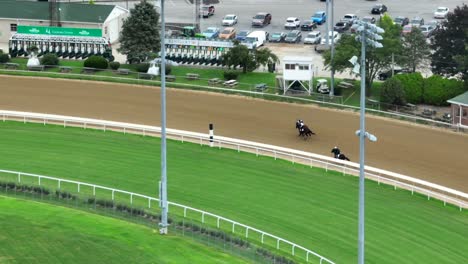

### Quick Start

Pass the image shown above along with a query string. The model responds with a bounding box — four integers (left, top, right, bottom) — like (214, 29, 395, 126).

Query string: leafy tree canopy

(323, 14, 403, 96)
(431, 4, 468, 86)
(118, 0, 160, 63)
(401, 27, 430, 73)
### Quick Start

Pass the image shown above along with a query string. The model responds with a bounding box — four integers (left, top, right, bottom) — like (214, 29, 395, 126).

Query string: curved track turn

(1, 76, 467, 192)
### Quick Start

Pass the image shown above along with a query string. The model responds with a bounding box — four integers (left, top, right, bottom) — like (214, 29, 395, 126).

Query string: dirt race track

(1, 76, 467, 193)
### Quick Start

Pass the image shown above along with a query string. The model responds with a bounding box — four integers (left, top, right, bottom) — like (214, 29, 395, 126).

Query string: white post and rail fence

(0, 168, 334, 264)
(0, 110, 466, 210)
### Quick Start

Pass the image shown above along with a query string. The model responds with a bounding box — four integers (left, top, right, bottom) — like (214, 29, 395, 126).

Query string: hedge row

(390, 73, 466, 106)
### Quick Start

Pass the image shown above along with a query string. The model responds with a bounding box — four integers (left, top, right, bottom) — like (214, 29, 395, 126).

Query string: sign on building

(17, 25, 102, 38)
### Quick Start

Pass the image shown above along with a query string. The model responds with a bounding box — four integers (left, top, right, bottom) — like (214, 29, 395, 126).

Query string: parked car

(222, 14, 238, 26)
(219, 27, 236, 39)
(402, 25, 413, 35)
(342, 14, 358, 25)
(350, 23, 359, 33)
(393, 16, 409, 26)
(236, 30, 251, 41)
(410, 17, 425, 27)
(321, 31, 341, 45)
(301, 20, 317, 31)
(284, 30, 302, 43)
(269, 32, 286, 42)
(252, 12, 272, 27)
(311, 11, 327, 25)
(334, 21, 350, 32)
(200, 5, 215, 18)
(427, 20, 441, 30)
(433, 7, 449, 19)
(371, 4, 387, 14)
(284, 17, 301, 29)
(304, 31, 321, 44)
(362, 16, 376, 24)
(201, 27, 220, 39)
(420, 25, 435, 38)
(378, 67, 411, 80)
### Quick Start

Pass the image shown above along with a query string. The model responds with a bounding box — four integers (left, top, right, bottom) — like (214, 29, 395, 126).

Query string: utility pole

(391, 53, 395, 77)
(159, 0, 168, 235)
(325, 0, 329, 48)
(330, 0, 335, 96)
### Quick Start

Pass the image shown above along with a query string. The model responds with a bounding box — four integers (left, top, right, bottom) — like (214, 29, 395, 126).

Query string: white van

(243, 31, 267, 49)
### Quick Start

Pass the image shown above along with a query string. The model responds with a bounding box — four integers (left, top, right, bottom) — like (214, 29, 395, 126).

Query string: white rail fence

(1, 110, 467, 211)
(0, 70, 463, 133)
(0, 168, 334, 264)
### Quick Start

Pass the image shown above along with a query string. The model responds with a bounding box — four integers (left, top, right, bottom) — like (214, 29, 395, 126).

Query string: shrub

(0, 53, 10, 63)
(393, 73, 424, 104)
(380, 78, 406, 105)
(84, 55, 109, 69)
(136, 63, 150, 73)
(109, 61, 120, 70)
(423, 75, 466, 106)
(223, 70, 240, 80)
(40, 53, 59, 66)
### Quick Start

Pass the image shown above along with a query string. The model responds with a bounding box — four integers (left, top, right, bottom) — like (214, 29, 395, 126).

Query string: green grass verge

(0, 195, 248, 264)
(0, 121, 466, 263)
(4, 57, 389, 105)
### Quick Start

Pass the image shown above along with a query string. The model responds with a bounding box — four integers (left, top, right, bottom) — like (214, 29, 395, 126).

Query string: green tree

(323, 14, 403, 96)
(118, 0, 160, 63)
(401, 27, 430, 72)
(431, 4, 468, 87)
(222, 41, 256, 73)
(380, 78, 406, 105)
(255, 47, 279, 70)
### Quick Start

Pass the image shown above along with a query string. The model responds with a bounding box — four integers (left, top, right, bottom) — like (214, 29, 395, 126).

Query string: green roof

(0, 1, 115, 24)
(447, 91, 468, 106)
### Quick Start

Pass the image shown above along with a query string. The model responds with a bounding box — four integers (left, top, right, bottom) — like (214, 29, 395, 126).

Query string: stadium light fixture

(350, 19, 384, 264)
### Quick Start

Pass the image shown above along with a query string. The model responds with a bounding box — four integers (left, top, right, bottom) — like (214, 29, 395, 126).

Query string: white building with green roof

(0, 0, 128, 45)
(447, 91, 468, 128)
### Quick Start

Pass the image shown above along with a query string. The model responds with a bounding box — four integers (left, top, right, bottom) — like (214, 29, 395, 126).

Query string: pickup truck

(200, 5, 215, 18)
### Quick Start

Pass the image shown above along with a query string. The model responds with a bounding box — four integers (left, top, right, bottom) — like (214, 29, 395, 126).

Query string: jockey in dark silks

(331, 146, 341, 158)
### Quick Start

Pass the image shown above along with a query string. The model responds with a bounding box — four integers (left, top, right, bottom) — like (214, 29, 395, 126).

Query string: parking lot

(62, 0, 465, 76)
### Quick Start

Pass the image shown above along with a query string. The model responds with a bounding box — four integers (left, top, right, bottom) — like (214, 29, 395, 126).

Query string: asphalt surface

(1, 76, 467, 193)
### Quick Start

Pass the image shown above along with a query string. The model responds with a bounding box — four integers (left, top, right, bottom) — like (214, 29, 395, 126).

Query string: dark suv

(252, 12, 272, 27)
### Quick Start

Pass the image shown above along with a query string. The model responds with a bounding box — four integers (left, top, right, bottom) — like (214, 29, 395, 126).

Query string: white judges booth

(282, 56, 314, 95)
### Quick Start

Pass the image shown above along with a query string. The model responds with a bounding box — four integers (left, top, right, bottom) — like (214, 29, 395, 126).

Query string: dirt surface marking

(0, 76, 467, 192)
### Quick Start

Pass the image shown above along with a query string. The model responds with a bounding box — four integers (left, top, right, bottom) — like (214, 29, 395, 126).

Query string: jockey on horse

(295, 119, 315, 138)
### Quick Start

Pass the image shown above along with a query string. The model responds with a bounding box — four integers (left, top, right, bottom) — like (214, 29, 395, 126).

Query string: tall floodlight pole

(350, 21, 383, 264)
(330, 0, 335, 96)
(159, 0, 168, 235)
(357, 25, 366, 264)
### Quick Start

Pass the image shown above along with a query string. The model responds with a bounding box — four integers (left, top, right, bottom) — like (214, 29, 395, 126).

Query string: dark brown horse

(295, 120, 316, 139)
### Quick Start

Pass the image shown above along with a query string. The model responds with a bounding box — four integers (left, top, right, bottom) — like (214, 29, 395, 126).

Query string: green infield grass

(0, 121, 466, 263)
(0, 195, 249, 264)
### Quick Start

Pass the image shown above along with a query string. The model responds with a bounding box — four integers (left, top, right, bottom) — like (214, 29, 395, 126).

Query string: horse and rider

(331, 146, 350, 161)
(295, 119, 315, 139)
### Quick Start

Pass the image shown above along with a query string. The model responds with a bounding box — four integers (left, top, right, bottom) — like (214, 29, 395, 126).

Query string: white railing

(1, 110, 467, 211)
(0, 168, 334, 264)
(0, 70, 462, 133)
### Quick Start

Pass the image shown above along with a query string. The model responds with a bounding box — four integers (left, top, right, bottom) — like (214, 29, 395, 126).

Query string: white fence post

(93, 186, 96, 196)
(130, 194, 133, 205)
(245, 227, 249, 238)
(112, 190, 115, 200)
(217, 217, 220, 228)
(148, 198, 151, 208)
(17, 173, 21, 183)
(232, 223, 235, 233)
(58, 180, 61, 189)
(77, 183, 80, 193)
